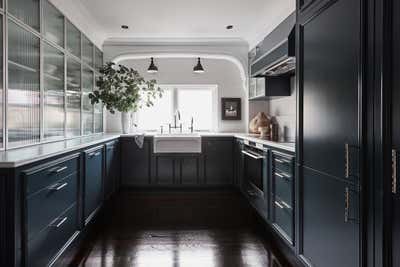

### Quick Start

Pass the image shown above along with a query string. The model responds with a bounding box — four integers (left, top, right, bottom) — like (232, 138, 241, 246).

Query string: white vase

(121, 112, 131, 134)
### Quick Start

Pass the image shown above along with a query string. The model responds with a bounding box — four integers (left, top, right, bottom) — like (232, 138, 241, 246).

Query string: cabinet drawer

(27, 203, 77, 267)
(25, 155, 79, 195)
(273, 154, 294, 174)
(26, 172, 78, 241)
(274, 199, 293, 242)
(274, 172, 293, 207)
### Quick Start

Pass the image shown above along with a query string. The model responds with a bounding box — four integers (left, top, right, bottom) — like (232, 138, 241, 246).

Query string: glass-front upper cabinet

(8, 20, 40, 148)
(66, 93, 81, 137)
(8, 0, 40, 31)
(82, 35, 94, 67)
(94, 75, 103, 133)
(43, 43, 65, 140)
(43, 0, 64, 47)
(67, 57, 81, 92)
(82, 67, 93, 135)
(66, 20, 81, 58)
(95, 47, 103, 72)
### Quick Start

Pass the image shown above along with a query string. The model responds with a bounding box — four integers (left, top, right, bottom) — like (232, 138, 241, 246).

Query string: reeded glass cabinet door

(8, 0, 40, 31)
(82, 67, 93, 135)
(8, 20, 40, 148)
(94, 75, 103, 133)
(67, 58, 81, 92)
(43, 43, 65, 140)
(95, 48, 103, 72)
(43, 0, 64, 47)
(66, 20, 81, 58)
(82, 35, 94, 67)
(66, 93, 81, 137)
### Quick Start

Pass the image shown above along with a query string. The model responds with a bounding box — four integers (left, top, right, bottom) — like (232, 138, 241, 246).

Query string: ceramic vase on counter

(249, 112, 270, 133)
(121, 112, 131, 134)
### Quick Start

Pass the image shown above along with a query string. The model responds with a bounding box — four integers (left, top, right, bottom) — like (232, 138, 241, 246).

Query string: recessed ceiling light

(226, 25, 234, 30)
(121, 25, 129, 29)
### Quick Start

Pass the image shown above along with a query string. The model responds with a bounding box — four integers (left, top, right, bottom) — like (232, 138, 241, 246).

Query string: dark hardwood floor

(68, 189, 292, 267)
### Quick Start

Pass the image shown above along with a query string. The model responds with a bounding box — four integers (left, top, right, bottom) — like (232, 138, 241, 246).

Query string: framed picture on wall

(221, 98, 241, 120)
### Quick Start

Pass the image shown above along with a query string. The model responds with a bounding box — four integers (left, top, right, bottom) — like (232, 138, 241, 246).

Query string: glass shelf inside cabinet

(9, 0, 40, 31)
(8, 20, 40, 148)
(66, 92, 81, 137)
(44, 43, 65, 140)
(82, 35, 94, 67)
(66, 20, 81, 58)
(67, 58, 81, 92)
(43, 0, 64, 47)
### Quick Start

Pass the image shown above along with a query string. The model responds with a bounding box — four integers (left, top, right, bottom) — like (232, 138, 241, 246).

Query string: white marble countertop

(0, 132, 295, 168)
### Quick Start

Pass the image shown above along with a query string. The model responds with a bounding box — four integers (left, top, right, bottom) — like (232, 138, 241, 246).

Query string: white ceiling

(52, 0, 295, 49)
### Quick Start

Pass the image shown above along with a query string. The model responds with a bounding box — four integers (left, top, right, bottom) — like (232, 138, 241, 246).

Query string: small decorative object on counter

(249, 112, 270, 133)
(270, 122, 279, 142)
(258, 126, 270, 139)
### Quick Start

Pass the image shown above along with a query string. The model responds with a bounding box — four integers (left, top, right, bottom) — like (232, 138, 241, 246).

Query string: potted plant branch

(89, 62, 162, 133)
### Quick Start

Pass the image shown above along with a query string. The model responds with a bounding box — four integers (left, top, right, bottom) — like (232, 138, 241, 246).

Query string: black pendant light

(147, 57, 158, 73)
(193, 57, 205, 73)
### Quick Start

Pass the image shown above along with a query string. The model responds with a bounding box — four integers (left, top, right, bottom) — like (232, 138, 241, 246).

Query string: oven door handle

(241, 150, 264, 160)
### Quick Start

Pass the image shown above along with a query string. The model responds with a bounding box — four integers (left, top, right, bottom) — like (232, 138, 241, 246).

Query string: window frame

(135, 84, 218, 132)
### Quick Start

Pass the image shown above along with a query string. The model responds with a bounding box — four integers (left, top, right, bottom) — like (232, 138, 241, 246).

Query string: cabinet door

(302, 168, 359, 267)
(234, 139, 244, 187)
(180, 157, 200, 185)
(302, 0, 360, 180)
(121, 138, 152, 186)
(155, 156, 175, 185)
(203, 138, 234, 185)
(84, 147, 103, 222)
(105, 141, 119, 199)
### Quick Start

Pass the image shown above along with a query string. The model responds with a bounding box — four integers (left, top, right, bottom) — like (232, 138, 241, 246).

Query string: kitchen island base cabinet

(84, 146, 104, 224)
(301, 168, 359, 267)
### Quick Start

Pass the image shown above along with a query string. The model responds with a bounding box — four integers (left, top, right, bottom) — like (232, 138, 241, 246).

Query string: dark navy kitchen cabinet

(121, 137, 152, 186)
(203, 137, 234, 185)
(302, 168, 359, 267)
(271, 151, 295, 244)
(105, 140, 119, 199)
(154, 155, 175, 185)
(298, 0, 362, 266)
(84, 146, 104, 224)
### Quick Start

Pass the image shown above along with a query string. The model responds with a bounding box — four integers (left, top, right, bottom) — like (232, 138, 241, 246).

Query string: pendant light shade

(147, 57, 158, 73)
(193, 57, 205, 73)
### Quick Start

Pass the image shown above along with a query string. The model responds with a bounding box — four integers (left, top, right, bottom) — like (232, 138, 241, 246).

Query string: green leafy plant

(89, 62, 162, 113)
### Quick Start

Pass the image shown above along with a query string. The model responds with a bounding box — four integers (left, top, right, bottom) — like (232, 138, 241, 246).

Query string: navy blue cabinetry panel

(271, 151, 295, 245)
(121, 137, 152, 186)
(302, 0, 360, 181)
(203, 137, 234, 185)
(26, 172, 77, 241)
(302, 168, 359, 267)
(84, 146, 104, 223)
(27, 203, 78, 267)
(105, 141, 119, 199)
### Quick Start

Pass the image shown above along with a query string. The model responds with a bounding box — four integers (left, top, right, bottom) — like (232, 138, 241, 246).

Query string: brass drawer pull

(345, 144, 350, 178)
(48, 182, 68, 191)
(50, 217, 68, 228)
(280, 200, 292, 209)
(393, 149, 397, 194)
(344, 187, 350, 223)
(275, 158, 289, 164)
(247, 190, 257, 197)
(89, 151, 101, 158)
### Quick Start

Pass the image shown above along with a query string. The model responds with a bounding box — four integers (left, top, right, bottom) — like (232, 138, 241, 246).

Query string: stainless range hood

(250, 13, 296, 77)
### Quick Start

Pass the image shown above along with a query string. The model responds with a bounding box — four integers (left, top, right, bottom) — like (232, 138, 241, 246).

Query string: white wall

(103, 40, 249, 133)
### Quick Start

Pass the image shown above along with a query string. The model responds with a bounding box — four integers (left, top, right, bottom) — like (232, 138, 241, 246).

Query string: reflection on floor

(70, 190, 291, 267)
